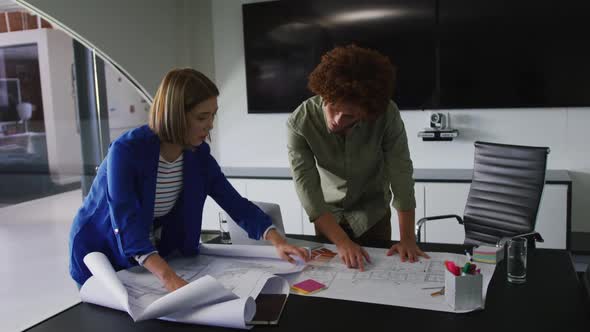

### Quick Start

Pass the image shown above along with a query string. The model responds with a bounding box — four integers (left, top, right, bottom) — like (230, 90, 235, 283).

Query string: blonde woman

(70, 68, 308, 291)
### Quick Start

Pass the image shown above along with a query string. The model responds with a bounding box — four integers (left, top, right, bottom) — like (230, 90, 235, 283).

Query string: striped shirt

(154, 154, 184, 218)
(135, 153, 183, 265)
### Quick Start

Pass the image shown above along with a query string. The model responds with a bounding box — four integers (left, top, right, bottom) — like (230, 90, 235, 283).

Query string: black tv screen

(439, 0, 590, 109)
(243, 0, 590, 112)
(242, 0, 436, 113)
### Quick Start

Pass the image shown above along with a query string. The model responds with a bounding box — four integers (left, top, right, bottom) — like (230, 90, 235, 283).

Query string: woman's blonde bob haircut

(149, 68, 219, 145)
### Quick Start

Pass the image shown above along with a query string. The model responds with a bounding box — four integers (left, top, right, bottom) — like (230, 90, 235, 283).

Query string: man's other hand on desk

(386, 241, 430, 263)
(313, 212, 371, 271)
(336, 239, 429, 271)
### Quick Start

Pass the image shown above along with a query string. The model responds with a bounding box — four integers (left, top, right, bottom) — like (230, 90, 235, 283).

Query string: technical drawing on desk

(118, 254, 289, 303)
(291, 245, 496, 313)
(302, 247, 445, 288)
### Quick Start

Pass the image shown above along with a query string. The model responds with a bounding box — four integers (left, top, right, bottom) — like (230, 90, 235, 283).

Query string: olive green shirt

(287, 96, 415, 237)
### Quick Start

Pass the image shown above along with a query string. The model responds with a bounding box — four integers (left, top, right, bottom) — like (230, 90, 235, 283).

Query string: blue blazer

(69, 125, 272, 285)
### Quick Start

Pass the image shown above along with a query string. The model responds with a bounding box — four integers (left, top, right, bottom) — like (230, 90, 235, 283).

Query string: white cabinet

(535, 184, 568, 249)
(201, 177, 569, 250)
(421, 183, 568, 249)
(245, 179, 303, 235)
(423, 183, 469, 244)
(203, 179, 430, 239)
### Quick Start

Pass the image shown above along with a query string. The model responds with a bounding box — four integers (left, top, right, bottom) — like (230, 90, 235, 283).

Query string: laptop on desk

(226, 201, 322, 250)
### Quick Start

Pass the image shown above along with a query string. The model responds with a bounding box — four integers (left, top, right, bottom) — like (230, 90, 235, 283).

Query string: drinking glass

(507, 237, 527, 284)
(218, 211, 232, 244)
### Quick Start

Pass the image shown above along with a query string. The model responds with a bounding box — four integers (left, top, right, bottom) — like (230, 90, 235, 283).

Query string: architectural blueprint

(289, 245, 496, 313)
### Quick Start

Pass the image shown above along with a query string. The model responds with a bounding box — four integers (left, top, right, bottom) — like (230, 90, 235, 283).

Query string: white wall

(212, 0, 292, 166)
(104, 63, 149, 142)
(211, 0, 590, 232)
(175, 0, 215, 80)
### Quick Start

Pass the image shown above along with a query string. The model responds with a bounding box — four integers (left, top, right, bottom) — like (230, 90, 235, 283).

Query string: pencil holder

(444, 270, 483, 311)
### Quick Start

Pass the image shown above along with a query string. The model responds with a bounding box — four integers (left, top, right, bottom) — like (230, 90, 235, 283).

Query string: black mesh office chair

(417, 141, 550, 247)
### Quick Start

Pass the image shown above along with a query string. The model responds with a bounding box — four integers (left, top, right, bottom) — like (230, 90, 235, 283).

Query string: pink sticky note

(292, 279, 326, 293)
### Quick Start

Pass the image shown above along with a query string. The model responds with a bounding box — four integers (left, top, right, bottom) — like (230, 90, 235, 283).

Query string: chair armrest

(583, 265, 590, 302)
(416, 214, 463, 243)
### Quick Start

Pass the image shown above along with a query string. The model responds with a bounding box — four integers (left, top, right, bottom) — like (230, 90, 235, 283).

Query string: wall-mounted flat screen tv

(243, 0, 436, 113)
(439, 0, 590, 109)
(243, 0, 590, 113)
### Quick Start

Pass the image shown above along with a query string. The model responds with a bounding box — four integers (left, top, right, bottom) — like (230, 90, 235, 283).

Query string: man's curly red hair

(308, 44, 396, 117)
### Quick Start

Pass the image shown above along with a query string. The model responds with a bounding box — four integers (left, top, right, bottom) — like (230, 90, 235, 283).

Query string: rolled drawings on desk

(80, 250, 292, 329)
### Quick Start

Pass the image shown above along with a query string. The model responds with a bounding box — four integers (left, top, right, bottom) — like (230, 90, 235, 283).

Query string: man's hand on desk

(313, 212, 371, 271)
(386, 241, 430, 263)
(336, 239, 371, 271)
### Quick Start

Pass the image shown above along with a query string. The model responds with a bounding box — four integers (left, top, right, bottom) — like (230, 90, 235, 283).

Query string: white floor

(0, 190, 82, 332)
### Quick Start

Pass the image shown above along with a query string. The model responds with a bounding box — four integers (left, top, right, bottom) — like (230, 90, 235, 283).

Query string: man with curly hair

(287, 45, 429, 271)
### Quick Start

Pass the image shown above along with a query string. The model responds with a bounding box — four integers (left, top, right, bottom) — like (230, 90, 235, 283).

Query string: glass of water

(507, 237, 527, 284)
(218, 211, 232, 244)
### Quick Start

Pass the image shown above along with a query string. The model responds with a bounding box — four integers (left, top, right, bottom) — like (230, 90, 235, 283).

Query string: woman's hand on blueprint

(143, 253, 189, 292)
(266, 229, 310, 264)
(274, 242, 311, 264)
(163, 273, 189, 292)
